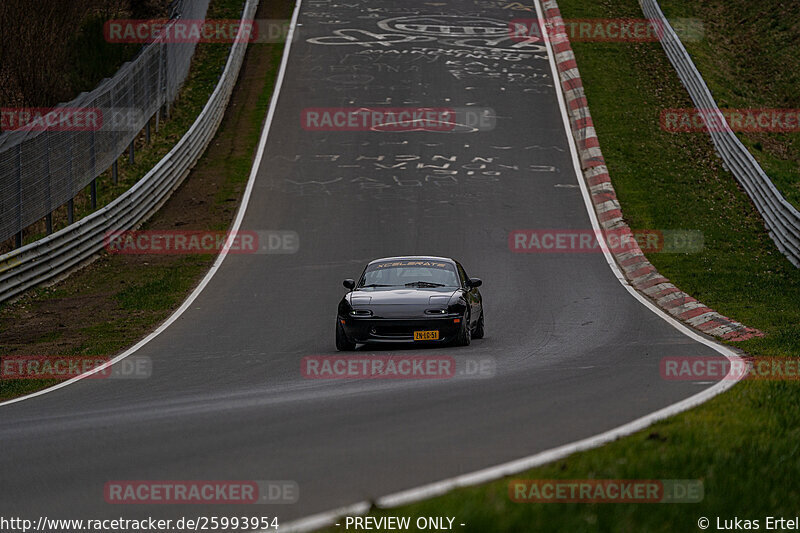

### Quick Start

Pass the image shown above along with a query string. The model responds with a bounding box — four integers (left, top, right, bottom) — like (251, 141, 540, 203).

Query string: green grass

(318, 0, 800, 530)
(13, 0, 249, 248)
(0, 1, 288, 401)
(559, 0, 800, 344)
(333, 377, 800, 532)
(113, 256, 214, 311)
(658, 0, 800, 209)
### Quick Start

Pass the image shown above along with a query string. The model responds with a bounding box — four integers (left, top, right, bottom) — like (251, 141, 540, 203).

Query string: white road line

(270, 0, 745, 530)
(0, 0, 305, 408)
(3, 0, 745, 531)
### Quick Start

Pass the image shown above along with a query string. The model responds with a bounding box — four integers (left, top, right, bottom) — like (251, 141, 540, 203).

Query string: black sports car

(336, 256, 484, 350)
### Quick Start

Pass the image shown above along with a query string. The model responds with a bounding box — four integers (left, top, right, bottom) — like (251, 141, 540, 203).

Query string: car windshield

(359, 260, 460, 288)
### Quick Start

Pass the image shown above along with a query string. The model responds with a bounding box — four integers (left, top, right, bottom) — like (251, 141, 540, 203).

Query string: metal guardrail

(0, 0, 213, 246)
(642, 0, 800, 267)
(0, 0, 260, 303)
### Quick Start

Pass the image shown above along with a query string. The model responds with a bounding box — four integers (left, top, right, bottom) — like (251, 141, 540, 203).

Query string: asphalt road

(0, 0, 727, 527)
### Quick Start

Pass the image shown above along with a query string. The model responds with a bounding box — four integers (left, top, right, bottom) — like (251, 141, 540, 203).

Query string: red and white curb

(541, 0, 762, 342)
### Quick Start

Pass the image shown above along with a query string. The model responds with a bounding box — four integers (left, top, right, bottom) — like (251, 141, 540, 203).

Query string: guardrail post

(90, 129, 97, 176)
(146, 120, 151, 143)
(129, 140, 135, 165)
(156, 40, 164, 133)
(88, 129, 97, 214)
(46, 214, 53, 235)
(0, 0, 258, 302)
(67, 199, 74, 225)
(15, 145, 22, 249)
(45, 133, 53, 236)
(112, 160, 118, 185)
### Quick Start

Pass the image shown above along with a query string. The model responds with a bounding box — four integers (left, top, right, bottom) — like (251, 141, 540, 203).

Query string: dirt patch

(0, 0, 292, 396)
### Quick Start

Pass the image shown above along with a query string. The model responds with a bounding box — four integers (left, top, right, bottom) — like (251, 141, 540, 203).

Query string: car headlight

(447, 294, 467, 315)
(349, 309, 373, 317)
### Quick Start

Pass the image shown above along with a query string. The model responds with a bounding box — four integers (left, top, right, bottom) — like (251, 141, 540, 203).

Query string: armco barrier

(640, 0, 800, 267)
(0, 0, 212, 245)
(0, 0, 260, 303)
(541, 0, 762, 341)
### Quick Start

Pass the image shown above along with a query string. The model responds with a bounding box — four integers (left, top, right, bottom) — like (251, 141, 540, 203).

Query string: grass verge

(658, 0, 800, 209)
(318, 0, 800, 530)
(7, 0, 252, 249)
(0, 0, 290, 401)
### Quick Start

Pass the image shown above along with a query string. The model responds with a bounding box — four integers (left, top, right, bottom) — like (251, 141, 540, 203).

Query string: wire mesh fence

(0, 0, 212, 246)
(0, 0, 261, 303)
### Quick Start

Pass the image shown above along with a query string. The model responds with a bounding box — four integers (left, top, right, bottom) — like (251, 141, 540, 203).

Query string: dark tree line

(0, 0, 169, 109)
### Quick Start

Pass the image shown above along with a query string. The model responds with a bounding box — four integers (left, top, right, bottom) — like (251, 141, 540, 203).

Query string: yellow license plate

(414, 330, 439, 341)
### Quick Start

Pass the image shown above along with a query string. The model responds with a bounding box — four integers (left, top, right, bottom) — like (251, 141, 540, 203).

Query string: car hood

(347, 287, 458, 306)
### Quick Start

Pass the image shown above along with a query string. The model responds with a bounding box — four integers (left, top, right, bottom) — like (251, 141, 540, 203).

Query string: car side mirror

(468, 278, 482, 288)
(343, 279, 355, 290)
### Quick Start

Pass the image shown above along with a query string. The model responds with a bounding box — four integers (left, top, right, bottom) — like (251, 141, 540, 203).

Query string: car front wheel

(336, 320, 356, 351)
(472, 311, 485, 339)
(454, 312, 471, 346)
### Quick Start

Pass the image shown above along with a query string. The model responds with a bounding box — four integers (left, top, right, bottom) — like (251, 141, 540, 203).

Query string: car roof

(367, 256, 456, 266)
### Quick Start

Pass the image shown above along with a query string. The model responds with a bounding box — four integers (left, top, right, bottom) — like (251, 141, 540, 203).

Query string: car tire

(454, 312, 471, 346)
(336, 321, 356, 351)
(472, 311, 485, 339)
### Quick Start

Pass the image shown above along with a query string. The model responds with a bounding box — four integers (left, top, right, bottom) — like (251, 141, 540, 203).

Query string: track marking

(2, 0, 745, 531)
(0, 0, 305, 408)
(270, 0, 745, 530)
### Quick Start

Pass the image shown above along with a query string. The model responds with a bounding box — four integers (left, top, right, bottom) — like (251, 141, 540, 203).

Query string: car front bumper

(338, 315, 463, 344)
